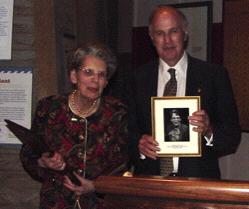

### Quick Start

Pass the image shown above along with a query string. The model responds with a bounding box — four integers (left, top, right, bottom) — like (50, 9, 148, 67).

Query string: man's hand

(188, 110, 212, 138)
(139, 134, 160, 160)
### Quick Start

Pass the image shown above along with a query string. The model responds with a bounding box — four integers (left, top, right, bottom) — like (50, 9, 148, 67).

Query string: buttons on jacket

(79, 134, 85, 142)
(77, 151, 84, 159)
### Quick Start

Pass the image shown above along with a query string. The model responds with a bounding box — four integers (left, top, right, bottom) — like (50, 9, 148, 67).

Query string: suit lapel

(148, 60, 159, 97)
(185, 56, 202, 96)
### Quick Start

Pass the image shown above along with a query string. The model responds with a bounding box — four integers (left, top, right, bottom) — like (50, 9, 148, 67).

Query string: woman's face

(170, 112, 181, 127)
(70, 55, 108, 101)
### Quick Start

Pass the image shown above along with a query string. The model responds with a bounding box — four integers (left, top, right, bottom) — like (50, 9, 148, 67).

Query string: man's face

(149, 9, 187, 66)
(170, 112, 181, 127)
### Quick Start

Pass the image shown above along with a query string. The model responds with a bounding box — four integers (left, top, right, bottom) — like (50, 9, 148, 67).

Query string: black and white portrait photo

(164, 108, 190, 142)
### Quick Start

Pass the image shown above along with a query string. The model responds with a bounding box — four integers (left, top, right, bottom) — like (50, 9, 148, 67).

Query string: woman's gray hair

(68, 42, 117, 80)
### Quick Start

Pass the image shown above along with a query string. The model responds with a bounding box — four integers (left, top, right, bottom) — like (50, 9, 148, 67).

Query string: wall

(133, 0, 223, 26)
(118, 0, 223, 56)
(0, 147, 40, 209)
(0, 1, 40, 208)
(131, 0, 224, 67)
(117, 0, 133, 53)
(220, 0, 249, 180)
(220, 133, 249, 181)
(0, 0, 77, 208)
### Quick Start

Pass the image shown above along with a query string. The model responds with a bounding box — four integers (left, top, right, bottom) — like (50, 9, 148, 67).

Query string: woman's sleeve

(102, 102, 130, 176)
(19, 98, 52, 182)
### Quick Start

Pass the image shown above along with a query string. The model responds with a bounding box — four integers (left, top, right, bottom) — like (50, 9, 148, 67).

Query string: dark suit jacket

(127, 55, 241, 179)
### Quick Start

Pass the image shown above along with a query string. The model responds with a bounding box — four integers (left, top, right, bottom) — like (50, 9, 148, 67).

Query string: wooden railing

(95, 175, 249, 209)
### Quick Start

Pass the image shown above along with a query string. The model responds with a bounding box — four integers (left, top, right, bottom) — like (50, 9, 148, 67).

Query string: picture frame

(168, 1, 213, 62)
(132, 1, 212, 68)
(151, 96, 201, 157)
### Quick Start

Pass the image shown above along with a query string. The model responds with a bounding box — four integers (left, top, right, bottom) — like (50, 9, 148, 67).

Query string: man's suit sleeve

(209, 66, 241, 157)
(124, 71, 141, 165)
(125, 69, 160, 175)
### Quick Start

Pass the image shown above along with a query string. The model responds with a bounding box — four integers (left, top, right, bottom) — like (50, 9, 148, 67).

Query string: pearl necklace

(69, 90, 97, 118)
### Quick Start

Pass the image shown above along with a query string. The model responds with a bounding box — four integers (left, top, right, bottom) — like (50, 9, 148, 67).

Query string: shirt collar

(159, 51, 188, 75)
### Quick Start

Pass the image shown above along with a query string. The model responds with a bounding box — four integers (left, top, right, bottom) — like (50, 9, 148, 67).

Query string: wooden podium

(95, 175, 249, 209)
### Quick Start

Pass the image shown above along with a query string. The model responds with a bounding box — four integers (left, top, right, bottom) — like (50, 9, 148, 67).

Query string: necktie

(163, 68, 177, 96)
(160, 68, 176, 176)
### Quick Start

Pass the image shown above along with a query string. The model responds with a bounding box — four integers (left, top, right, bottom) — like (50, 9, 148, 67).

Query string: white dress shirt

(157, 52, 187, 97)
(157, 52, 188, 173)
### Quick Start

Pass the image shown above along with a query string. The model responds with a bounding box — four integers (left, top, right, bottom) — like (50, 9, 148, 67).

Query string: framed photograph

(168, 1, 213, 62)
(151, 96, 201, 157)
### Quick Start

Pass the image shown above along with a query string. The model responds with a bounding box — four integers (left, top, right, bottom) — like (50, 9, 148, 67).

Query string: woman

(20, 42, 129, 209)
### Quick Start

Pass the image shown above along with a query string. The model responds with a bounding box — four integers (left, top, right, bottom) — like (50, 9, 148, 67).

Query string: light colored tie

(160, 68, 176, 176)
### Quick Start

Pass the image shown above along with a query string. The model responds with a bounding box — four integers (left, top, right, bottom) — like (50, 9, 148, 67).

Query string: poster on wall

(0, 67, 32, 144)
(0, 0, 14, 60)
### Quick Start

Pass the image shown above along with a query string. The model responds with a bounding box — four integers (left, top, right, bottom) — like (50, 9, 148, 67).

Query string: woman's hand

(63, 172, 95, 195)
(38, 151, 66, 171)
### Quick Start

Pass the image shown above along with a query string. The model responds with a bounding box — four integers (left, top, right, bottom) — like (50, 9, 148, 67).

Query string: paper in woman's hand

(4, 119, 49, 155)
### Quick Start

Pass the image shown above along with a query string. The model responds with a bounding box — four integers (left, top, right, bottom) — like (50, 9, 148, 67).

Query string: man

(127, 6, 241, 178)
(165, 109, 189, 142)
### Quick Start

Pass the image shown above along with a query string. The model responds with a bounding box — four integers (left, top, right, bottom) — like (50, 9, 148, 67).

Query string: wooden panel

(132, 27, 157, 68)
(104, 196, 249, 209)
(212, 23, 223, 65)
(95, 176, 249, 209)
(224, 0, 249, 131)
(34, 0, 58, 100)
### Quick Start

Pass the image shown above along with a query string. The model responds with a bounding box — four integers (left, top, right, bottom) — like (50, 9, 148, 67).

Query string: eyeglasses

(80, 67, 107, 80)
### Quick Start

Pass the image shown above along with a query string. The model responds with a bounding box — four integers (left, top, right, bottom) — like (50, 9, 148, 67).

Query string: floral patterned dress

(20, 94, 129, 209)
